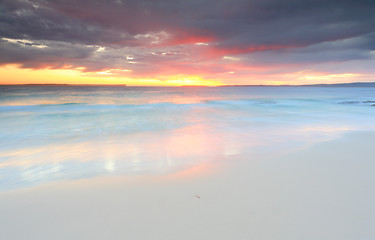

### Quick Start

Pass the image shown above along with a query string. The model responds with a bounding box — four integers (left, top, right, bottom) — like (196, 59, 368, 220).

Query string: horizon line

(1, 81, 375, 87)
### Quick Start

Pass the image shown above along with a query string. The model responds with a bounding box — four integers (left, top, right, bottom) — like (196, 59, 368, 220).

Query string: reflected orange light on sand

(0, 142, 96, 168)
(164, 163, 220, 180)
(0, 123, 231, 180)
(163, 126, 217, 157)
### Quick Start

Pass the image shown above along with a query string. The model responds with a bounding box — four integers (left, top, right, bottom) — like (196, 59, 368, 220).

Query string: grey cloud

(0, 0, 133, 45)
(0, 0, 374, 74)
(3, 0, 374, 47)
(0, 38, 95, 68)
(242, 33, 375, 66)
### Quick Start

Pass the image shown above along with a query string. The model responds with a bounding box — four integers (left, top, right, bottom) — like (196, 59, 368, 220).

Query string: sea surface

(1, 85, 374, 191)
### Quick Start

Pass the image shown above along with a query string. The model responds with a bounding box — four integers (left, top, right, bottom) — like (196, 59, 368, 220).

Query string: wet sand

(1, 131, 374, 240)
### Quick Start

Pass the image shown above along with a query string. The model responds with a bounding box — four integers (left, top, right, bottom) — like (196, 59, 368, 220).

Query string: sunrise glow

(0, 65, 222, 86)
(1, 0, 374, 86)
(3, 63, 375, 86)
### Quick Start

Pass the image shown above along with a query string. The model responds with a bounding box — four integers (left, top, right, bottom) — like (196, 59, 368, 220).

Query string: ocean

(1, 85, 374, 191)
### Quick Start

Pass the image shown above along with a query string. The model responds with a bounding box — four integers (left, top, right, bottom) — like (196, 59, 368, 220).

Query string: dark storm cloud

(0, 0, 374, 73)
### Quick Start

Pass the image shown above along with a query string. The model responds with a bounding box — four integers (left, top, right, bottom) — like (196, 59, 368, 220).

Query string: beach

(0, 130, 374, 240)
(0, 86, 374, 239)
(2, 0, 375, 238)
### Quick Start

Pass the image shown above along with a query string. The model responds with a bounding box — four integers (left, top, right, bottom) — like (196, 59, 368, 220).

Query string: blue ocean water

(0, 85, 374, 190)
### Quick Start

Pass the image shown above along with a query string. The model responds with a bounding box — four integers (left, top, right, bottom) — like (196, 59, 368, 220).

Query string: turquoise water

(1, 85, 374, 190)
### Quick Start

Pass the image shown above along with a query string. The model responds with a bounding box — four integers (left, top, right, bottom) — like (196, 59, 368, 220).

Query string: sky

(1, 0, 375, 86)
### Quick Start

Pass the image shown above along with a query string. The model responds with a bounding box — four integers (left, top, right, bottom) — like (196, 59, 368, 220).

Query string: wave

(339, 100, 375, 106)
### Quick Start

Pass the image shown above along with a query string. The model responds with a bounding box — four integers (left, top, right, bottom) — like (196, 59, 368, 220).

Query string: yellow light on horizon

(2, 64, 370, 87)
(164, 76, 220, 86)
(0, 65, 221, 86)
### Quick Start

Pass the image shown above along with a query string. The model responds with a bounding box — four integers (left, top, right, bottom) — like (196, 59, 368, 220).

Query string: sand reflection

(1, 115, 360, 191)
(0, 123, 237, 190)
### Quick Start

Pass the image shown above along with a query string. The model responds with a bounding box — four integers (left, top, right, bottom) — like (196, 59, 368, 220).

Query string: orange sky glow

(1, 1, 375, 86)
(2, 63, 374, 86)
